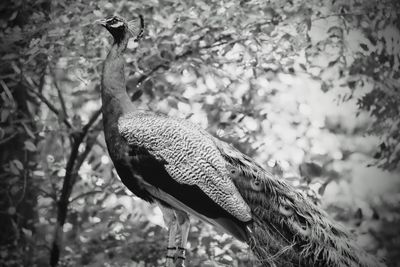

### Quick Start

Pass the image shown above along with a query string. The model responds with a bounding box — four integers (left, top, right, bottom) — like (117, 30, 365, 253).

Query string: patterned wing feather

(167, 115, 277, 186)
(118, 111, 251, 222)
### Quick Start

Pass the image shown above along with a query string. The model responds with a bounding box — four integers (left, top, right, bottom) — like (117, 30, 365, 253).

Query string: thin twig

(36, 187, 57, 201)
(312, 12, 360, 22)
(38, 64, 48, 94)
(136, 34, 240, 85)
(201, 37, 245, 50)
(0, 133, 18, 146)
(49, 67, 68, 120)
(74, 120, 103, 172)
(81, 109, 102, 136)
(69, 190, 105, 203)
(0, 80, 16, 107)
(23, 77, 73, 129)
(136, 63, 168, 85)
(175, 34, 236, 60)
(16, 151, 28, 206)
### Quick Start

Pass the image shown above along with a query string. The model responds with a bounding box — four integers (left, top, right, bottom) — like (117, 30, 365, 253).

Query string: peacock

(96, 15, 384, 267)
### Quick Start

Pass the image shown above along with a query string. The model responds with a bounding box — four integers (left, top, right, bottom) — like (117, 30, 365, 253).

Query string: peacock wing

(118, 111, 251, 222)
(165, 115, 275, 183)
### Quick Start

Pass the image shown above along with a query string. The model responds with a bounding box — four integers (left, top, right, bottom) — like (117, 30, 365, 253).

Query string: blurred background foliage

(0, 0, 399, 266)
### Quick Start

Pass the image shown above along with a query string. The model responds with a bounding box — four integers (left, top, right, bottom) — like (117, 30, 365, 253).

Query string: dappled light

(0, 0, 399, 266)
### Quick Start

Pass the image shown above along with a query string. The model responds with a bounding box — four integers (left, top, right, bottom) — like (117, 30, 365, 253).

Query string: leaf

(1, 53, 18, 60)
(93, 10, 102, 17)
(1, 109, 10, 122)
(348, 80, 357, 89)
(168, 98, 178, 109)
(299, 162, 323, 178)
(24, 140, 37, 152)
(366, 34, 377, 46)
(160, 50, 174, 61)
(26, 45, 39, 56)
(380, 142, 387, 150)
(13, 159, 23, 170)
(175, 95, 190, 103)
(321, 82, 329, 92)
(328, 59, 338, 67)
(318, 182, 327, 195)
(9, 161, 20, 175)
(359, 43, 368, 51)
(22, 228, 33, 238)
(9, 11, 18, 21)
(22, 122, 35, 139)
(7, 207, 16, 215)
(10, 185, 20, 195)
(354, 208, 363, 219)
(185, 113, 194, 119)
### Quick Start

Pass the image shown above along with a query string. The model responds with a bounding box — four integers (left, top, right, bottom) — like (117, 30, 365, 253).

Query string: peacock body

(97, 15, 385, 267)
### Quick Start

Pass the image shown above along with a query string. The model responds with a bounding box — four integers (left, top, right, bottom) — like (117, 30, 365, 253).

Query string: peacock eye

(279, 203, 294, 216)
(293, 222, 310, 236)
(226, 165, 238, 177)
(251, 179, 263, 191)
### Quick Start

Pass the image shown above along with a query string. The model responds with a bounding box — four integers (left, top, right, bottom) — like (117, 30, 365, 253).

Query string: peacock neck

(101, 38, 132, 121)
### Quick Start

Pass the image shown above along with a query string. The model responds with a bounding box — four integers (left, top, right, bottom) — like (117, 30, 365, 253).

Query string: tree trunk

(0, 1, 50, 265)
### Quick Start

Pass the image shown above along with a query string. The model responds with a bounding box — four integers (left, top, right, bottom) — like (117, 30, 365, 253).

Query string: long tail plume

(217, 141, 384, 267)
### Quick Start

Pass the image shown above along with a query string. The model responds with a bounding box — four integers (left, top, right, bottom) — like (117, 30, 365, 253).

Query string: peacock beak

(94, 19, 107, 27)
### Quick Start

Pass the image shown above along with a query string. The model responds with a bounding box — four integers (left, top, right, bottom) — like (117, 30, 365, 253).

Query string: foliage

(0, 0, 399, 266)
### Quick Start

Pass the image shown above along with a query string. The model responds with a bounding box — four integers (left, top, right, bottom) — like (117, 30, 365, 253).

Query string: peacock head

(96, 15, 144, 44)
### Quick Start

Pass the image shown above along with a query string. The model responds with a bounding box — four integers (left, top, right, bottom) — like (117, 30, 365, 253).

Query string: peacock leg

(159, 205, 178, 267)
(175, 211, 190, 267)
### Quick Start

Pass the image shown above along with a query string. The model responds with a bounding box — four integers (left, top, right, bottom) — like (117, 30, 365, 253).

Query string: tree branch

(50, 109, 101, 267)
(136, 34, 240, 85)
(36, 187, 57, 201)
(74, 120, 103, 172)
(57, 108, 101, 213)
(69, 190, 105, 203)
(199, 36, 245, 50)
(49, 67, 68, 120)
(312, 12, 361, 22)
(136, 63, 168, 85)
(0, 132, 18, 146)
(23, 76, 73, 129)
(81, 109, 102, 137)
